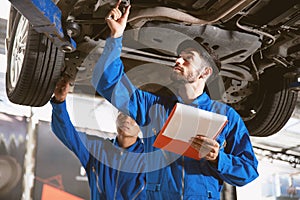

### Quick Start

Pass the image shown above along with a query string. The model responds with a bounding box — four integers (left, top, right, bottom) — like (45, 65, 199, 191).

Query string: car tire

(243, 68, 298, 137)
(0, 155, 22, 196)
(6, 10, 64, 107)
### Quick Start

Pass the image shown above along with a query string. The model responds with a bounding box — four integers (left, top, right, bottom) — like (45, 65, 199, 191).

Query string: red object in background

(41, 184, 84, 200)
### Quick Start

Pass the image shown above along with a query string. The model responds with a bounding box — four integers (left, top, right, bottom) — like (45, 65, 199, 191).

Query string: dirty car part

(6, 0, 300, 137)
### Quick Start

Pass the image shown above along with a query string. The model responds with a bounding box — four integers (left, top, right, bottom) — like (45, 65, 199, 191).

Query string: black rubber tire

(243, 68, 298, 137)
(6, 11, 64, 107)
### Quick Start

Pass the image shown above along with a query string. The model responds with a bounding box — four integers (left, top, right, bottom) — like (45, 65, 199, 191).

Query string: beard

(170, 70, 199, 84)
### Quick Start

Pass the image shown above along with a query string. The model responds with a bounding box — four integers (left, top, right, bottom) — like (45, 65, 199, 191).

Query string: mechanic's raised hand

(54, 75, 72, 103)
(190, 135, 220, 163)
(106, 0, 131, 38)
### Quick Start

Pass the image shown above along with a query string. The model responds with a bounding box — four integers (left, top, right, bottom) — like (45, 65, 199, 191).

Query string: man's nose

(175, 57, 184, 65)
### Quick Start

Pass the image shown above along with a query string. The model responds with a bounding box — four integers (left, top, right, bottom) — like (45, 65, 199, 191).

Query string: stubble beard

(170, 70, 198, 84)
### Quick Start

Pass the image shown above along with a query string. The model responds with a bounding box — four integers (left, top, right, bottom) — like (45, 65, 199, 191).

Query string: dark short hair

(176, 39, 221, 76)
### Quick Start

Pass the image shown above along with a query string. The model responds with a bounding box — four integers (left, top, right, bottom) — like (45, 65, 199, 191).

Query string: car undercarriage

(5, 0, 300, 137)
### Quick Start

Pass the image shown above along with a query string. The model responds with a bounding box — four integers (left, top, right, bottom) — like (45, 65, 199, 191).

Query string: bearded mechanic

(91, 1, 259, 199)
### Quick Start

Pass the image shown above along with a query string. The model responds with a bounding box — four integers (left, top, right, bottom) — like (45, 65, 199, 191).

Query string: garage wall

(0, 18, 6, 54)
(0, 0, 10, 55)
(237, 159, 300, 200)
(34, 121, 90, 200)
(0, 113, 26, 200)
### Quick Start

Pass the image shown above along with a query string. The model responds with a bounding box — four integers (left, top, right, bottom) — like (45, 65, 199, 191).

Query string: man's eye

(184, 58, 191, 63)
(184, 56, 192, 61)
(183, 55, 192, 60)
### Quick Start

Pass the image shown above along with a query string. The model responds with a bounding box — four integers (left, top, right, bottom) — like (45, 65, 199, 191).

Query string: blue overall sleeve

(211, 108, 259, 186)
(51, 100, 91, 168)
(91, 37, 157, 125)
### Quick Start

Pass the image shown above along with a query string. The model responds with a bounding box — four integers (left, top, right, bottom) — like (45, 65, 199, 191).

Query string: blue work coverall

(51, 100, 146, 200)
(91, 37, 259, 200)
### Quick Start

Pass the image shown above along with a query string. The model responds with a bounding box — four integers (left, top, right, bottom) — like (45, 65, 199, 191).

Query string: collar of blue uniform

(176, 92, 211, 108)
(113, 137, 142, 152)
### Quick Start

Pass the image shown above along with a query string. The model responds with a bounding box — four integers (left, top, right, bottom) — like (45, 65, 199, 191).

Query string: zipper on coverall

(181, 156, 185, 200)
(113, 151, 124, 199)
(92, 166, 103, 195)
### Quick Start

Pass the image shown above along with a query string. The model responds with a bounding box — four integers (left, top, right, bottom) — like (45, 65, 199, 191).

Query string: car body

(5, 0, 300, 137)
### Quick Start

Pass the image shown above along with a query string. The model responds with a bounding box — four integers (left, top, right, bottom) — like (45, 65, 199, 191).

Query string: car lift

(8, 0, 76, 52)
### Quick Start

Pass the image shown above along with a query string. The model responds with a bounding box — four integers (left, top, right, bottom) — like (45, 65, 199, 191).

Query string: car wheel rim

(10, 16, 29, 88)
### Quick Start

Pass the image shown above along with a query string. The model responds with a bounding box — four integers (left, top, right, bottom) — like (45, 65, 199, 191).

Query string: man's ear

(199, 67, 213, 80)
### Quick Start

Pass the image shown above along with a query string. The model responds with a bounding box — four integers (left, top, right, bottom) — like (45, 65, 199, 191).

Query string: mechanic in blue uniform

(91, 1, 259, 199)
(50, 76, 146, 200)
